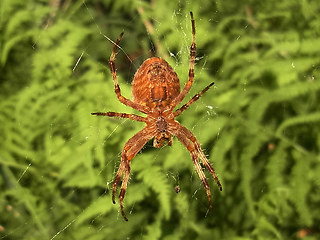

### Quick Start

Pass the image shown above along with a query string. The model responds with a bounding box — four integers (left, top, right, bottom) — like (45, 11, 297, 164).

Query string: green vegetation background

(1, 0, 320, 239)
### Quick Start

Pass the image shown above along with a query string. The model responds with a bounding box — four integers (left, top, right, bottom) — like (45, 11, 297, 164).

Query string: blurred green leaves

(1, 0, 320, 239)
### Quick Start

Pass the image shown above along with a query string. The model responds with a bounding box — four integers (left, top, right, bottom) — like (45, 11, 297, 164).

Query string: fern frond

(75, 196, 114, 226)
(265, 143, 288, 190)
(240, 135, 266, 219)
(143, 219, 162, 240)
(276, 112, 320, 135)
(253, 216, 283, 240)
(135, 159, 171, 220)
(289, 150, 312, 226)
(249, 80, 320, 122)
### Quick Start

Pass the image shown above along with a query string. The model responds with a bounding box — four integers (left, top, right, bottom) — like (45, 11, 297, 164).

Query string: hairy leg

(191, 150, 213, 209)
(173, 82, 215, 117)
(109, 32, 150, 114)
(91, 112, 147, 122)
(170, 122, 222, 207)
(179, 125, 222, 191)
(112, 126, 154, 220)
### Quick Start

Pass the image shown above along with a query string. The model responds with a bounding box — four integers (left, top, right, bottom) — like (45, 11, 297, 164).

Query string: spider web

(3, 0, 320, 239)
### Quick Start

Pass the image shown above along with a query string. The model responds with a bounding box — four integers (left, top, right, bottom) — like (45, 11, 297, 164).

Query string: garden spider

(92, 12, 222, 221)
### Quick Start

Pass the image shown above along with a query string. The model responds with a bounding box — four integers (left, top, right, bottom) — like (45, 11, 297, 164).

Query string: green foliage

(1, 0, 320, 239)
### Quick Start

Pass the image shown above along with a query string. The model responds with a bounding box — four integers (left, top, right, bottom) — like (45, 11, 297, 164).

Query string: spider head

(153, 132, 172, 148)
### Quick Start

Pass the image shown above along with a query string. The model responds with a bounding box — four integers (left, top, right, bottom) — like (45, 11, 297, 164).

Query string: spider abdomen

(132, 57, 180, 107)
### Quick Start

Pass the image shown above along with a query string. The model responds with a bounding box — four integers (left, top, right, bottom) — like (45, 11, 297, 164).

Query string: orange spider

(92, 12, 222, 221)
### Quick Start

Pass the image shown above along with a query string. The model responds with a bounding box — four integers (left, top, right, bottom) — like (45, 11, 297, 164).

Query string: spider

(92, 12, 222, 221)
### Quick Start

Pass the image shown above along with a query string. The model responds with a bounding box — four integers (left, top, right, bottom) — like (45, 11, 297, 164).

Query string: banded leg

(109, 33, 150, 114)
(173, 81, 215, 117)
(91, 112, 147, 122)
(112, 126, 154, 221)
(171, 12, 197, 109)
(191, 151, 213, 208)
(112, 160, 125, 204)
(179, 124, 222, 191)
(170, 122, 222, 207)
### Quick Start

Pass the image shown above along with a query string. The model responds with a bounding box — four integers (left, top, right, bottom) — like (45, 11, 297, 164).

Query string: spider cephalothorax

(92, 12, 222, 221)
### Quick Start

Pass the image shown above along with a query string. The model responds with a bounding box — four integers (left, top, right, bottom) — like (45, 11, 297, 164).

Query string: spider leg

(112, 160, 125, 204)
(179, 124, 222, 191)
(191, 151, 213, 209)
(112, 126, 154, 221)
(171, 12, 196, 109)
(109, 33, 150, 114)
(91, 112, 147, 122)
(173, 81, 215, 117)
(170, 122, 222, 207)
